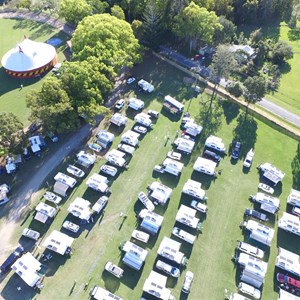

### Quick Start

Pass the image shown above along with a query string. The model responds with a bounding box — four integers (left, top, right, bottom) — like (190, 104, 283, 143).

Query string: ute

(105, 261, 124, 278)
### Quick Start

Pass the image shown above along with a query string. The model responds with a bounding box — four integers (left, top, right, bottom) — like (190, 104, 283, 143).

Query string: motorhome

(162, 158, 184, 176)
(278, 212, 300, 236)
(250, 192, 280, 214)
(134, 112, 153, 128)
(128, 98, 144, 110)
(163, 95, 184, 115)
(193, 157, 217, 176)
(288, 189, 300, 208)
(110, 113, 128, 127)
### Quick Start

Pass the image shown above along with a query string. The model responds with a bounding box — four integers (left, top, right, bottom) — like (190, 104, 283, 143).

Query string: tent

(1, 38, 57, 78)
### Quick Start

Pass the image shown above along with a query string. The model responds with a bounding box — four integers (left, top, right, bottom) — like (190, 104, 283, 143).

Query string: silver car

(182, 271, 194, 293)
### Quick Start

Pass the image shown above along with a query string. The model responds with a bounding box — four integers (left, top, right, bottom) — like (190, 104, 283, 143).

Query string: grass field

(0, 18, 69, 125)
(266, 23, 300, 116)
(0, 55, 298, 300)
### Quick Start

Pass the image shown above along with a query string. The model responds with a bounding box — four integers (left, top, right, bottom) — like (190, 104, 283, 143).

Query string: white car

(118, 143, 135, 154)
(172, 227, 196, 244)
(236, 241, 264, 259)
(100, 165, 118, 177)
(115, 99, 125, 110)
(22, 228, 40, 240)
(105, 262, 124, 278)
(155, 260, 180, 277)
(258, 183, 274, 194)
(191, 200, 208, 213)
(182, 271, 194, 293)
(133, 126, 147, 134)
(43, 191, 62, 205)
(92, 196, 108, 214)
(66, 164, 85, 178)
(138, 192, 155, 211)
(131, 230, 150, 243)
(243, 148, 255, 168)
(127, 77, 136, 84)
(154, 165, 165, 173)
(62, 221, 80, 233)
(238, 282, 261, 299)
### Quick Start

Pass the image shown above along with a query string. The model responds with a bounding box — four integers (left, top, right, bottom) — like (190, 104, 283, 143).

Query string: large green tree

(173, 2, 222, 53)
(0, 113, 24, 153)
(72, 14, 141, 77)
(292, 143, 300, 189)
(26, 77, 80, 133)
(271, 41, 294, 65)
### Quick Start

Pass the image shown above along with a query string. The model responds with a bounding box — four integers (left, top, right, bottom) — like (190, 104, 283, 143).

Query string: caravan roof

(110, 113, 128, 127)
(173, 137, 195, 154)
(121, 130, 140, 147)
(96, 130, 115, 148)
(143, 271, 172, 300)
(149, 181, 172, 205)
(105, 149, 127, 167)
(238, 253, 268, 278)
(43, 230, 74, 255)
(193, 157, 217, 176)
(35, 202, 57, 223)
(163, 158, 184, 176)
(258, 162, 285, 185)
(68, 197, 92, 220)
(278, 212, 300, 236)
(86, 173, 109, 193)
(157, 237, 186, 265)
(128, 97, 144, 110)
(278, 289, 300, 300)
(244, 220, 274, 247)
(182, 179, 206, 200)
(251, 192, 280, 214)
(139, 209, 164, 226)
(184, 121, 203, 137)
(288, 189, 300, 208)
(54, 172, 77, 188)
(11, 253, 42, 287)
(91, 286, 123, 300)
(134, 113, 153, 128)
(138, 79, 154, 93)
(76, 150, 96, 167)
(176, 204, 200, 229)
(276, 247, 300, 277)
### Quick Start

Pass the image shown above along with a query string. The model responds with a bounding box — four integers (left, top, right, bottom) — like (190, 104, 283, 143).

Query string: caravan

(193, 157, 217, 176)
(134, 112, 153, 128)
(276, 247, 300, 277)
(163, 158, 184, 176)
(110, 113, 128, 127)
(54, 172, 77, 188)
(288, 189, 300, 208)
(128, 98, 144, 110)
(163, 95, 184, 115)
(278, 212, 300, 236)
(97, 130, 115, 149)
(257, 162, 285, 186)
(250, 192, 280, 214)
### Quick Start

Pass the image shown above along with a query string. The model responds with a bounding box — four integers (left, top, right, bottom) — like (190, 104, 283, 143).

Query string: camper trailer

(278, 212, 300, 236)
(110, 113, 128, 127)
(193, 157, 217, 176)
(163, 95, 184, 115)
(128, 98, 144, 110)
(163, 158, 184, 176)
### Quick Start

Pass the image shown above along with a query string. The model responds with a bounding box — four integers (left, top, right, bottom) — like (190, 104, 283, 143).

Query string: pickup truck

(104, 261, 124, 278)
(22, 228, 40, 240)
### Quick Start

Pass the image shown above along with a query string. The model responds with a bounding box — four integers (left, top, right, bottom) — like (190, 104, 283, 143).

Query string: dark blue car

(231, 141, 241, 160)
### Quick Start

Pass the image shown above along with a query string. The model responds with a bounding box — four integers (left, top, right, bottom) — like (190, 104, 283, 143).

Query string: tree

(111, 5, 125, 19)
(213, 16, 236, 44)
(0, 113, 24, 153)
(142, 0, 163, 47)
(131, 19, 143, 41)
(292, 143, 300, 189)
(271, 41, 294, 65)
(226, 81, 244, 97)
(26, 77, 80, 133)
(72, 14, 141, 76)
(209, 44, 238, 106)
(59, 0, 92, 26)
(60, 59, 110, 123)
(173, 2, 222, 54)
(87, 0, 108, 14)
(243, 75, 266, 111)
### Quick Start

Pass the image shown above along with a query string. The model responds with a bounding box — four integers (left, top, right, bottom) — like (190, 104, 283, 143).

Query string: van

(203, 149, 221, 163)
(0, 246, 24, 273)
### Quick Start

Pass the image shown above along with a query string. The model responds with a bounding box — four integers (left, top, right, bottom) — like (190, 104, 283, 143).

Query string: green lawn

(267, 23, 300, 116)
(0, 55, 298, 300)
(0, 18, 69, 125)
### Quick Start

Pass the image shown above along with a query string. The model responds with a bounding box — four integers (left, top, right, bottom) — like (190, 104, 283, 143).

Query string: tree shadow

(221, 101, 240, 124)
(287, 28, 300, 41)
(232, 113, 258, 158)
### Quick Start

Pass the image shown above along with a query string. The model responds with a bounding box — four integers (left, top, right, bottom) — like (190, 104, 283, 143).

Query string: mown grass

(0, 55, 298, 300)
(0, 18, 69, 125)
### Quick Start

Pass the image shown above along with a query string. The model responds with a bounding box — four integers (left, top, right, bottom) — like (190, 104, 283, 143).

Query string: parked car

(243, 148, 255, 168)
(244, 208, 269, 222)
(182, 271, 194, 293)
(62, 221, 80, 233)
(154, 165, 165, 174)
(100, 165, 118, 177)
(238, 282, 261, 299)
(133, 126, 147, 134)
(0, 246, 24, 273)
(172, 227, 196, 244)
(22, 228, 40, 240)
(277, 273, 300, 289)
(88, 143, 102, 153)
(191, 200, 208, 213)
(118, 143, 135, 154)
(258, 183, 274, 194)
(148, 110, 159, 119)
(115, 99, 125, 110)
(231, 141, 241, 160)
(155, 260, 180, 277)
(127, 77, 136, 84)
(66, 165, 85, 178)
(236, 240, 264, 259)
(47, 132, 58, 142)
(43, 191, 62, 205)
(92, 196, 108, 214)
(203, 149, 221, 163)
(105, 261, 124, 278)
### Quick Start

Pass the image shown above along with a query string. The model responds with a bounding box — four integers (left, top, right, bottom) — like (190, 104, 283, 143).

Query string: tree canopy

(243, 75, 267, 104)
(72, 14, 141, 76)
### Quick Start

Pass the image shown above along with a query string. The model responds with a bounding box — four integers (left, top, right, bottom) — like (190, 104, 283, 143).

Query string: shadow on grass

(190, 171, 213, 190)
(232, 113, 258, 158)
(101, 269, 120, 293)
(222, 101, 240, 125)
